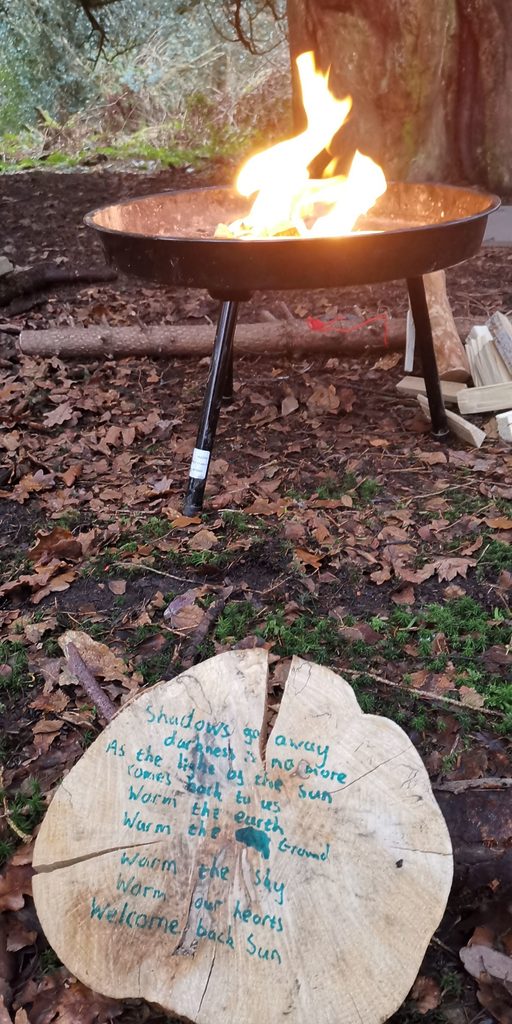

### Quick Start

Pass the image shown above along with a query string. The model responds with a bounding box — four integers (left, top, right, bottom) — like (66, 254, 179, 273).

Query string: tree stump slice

(33, 652, 453, 1024)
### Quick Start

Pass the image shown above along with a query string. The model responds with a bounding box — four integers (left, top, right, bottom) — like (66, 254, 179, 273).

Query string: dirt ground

(1, 165, 512, 1024)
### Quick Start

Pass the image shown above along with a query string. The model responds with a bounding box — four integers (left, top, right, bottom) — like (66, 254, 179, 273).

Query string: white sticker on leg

(190, 448, 210, 480)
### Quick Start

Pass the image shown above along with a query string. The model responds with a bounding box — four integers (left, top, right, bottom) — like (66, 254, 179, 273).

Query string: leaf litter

(1, 167, 512, 1023)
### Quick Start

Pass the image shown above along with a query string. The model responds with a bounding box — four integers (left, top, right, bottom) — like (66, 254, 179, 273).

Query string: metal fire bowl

(86, 183, 500, 298)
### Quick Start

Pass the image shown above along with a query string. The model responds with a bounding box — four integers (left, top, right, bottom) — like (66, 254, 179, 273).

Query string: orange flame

(221, 51, 386, 239)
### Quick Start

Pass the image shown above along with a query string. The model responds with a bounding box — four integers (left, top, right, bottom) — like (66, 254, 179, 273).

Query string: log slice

(33, 652, 453, 1024)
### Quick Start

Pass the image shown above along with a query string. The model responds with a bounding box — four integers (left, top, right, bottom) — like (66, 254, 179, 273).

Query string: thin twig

(66, 642, 117, 723)
(340, 668, 501, 716)
(116, 561, 196, 583)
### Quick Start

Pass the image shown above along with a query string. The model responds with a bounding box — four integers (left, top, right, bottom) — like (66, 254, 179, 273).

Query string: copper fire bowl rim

(85, 182, 501, 245)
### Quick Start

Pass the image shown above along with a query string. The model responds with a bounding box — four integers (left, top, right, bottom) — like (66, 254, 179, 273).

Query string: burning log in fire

(216, 52, 387, 240)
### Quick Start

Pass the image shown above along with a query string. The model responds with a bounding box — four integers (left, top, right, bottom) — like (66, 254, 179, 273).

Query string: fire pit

(85, 52, 499, 514)
(86, 183, 498, 513)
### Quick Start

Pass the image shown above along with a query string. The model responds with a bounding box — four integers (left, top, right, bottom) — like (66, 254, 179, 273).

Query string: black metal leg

(222, 335, 234, 404)
(183, 300, 239, 515)
(407, 277, 449, 438)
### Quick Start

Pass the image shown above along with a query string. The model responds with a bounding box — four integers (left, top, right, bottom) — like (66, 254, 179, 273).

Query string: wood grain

(33, 651, 453, 1024)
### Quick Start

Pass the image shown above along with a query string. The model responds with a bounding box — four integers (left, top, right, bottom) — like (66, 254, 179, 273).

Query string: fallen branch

(433, 778, 512, 793)
(341, 667, 501, 716)
(66, 642, 117, 723)
(0, 262, 117, 309)
(18, 316, 479, 360)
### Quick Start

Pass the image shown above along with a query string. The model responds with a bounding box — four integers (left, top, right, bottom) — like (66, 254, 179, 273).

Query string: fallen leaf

(435, 557, 476, 582)
(458, 686, 485, 708)
(307, 384, 340, 414)
(30, 528, 82, 563)
(107, 579, 126, 595)
(31, 569, 76, 604)
(58, 630, 132, 684)
(16, 971, 124, 1024)
(43, 401, 77, 427)
(0, 863, 32, 912)
(373, 351, 401, 371)
(294, 547, 323, 569)
(281, 394, 299, 416)
(410, 976, 442, 1014)
(61, 464, 82, 487)
(188, 528, 218, 552)
(461, 943, 512, 984)
(418, 451, 448, 466)
(443, 583, 466, 599)
(485, 517, 512, 530)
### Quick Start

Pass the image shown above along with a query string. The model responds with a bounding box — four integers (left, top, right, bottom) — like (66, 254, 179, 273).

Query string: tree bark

(286, 0, 512, 192)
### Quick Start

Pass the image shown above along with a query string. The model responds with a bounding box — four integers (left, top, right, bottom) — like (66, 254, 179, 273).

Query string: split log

(32, 652, 453, 1024)
(19, 316, 479, 360)
(423, 271, 471, 382)
(0, 263, 117, 308)
(417, 394, 486, 448)
(458, 381, 512, 414)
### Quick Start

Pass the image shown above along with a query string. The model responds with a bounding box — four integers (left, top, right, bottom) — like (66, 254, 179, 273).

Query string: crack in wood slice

(33, 651, 453, 1024)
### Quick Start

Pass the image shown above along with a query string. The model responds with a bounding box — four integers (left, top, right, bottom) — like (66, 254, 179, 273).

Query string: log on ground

(19, 317, 479, 360)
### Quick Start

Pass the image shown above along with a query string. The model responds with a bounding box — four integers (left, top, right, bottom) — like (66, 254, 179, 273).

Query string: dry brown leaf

(31, 569, 76, 605)
(164, 588, 207, 633)
(443, 583, 466, 599)
(188, 528, 218, 551)
(0, 996, 13, 1024)
(418, 451, 448, 466)
(284, 521, 306, 542)
(370, 565, 392, 584)
(61, 464, 82, 487)
(294, 547, 323, 569)
(307, 384, 340, 414)
(58, 630, 131, 684)
(461, 943, 512, 985)
(0, 864, 32, 913)
(30, 528, 82, 564)
(485, 517, 512, 530)
(170, 514, 201, 529)
(435, 557, 476, 582)
(458, 686, 485, 708)
(281, 394, 299, 416)
(410, 975, 442, 1014)
(16, 971, 124, 1024)
(373, 351, 401, 371)
(43, 402, 77, 427)
(6, 919, 37, 953)
(107, 579, 126, 595)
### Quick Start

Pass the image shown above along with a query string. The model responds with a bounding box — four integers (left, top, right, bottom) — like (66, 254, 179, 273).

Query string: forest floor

(1, 165, 512, 1024)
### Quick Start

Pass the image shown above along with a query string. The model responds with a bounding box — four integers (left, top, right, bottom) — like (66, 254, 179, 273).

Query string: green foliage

(215, 601, 257, 642)
(1, 779, 45, 846)
(0, 641, 29, 695)
(259, 610, 342, 663)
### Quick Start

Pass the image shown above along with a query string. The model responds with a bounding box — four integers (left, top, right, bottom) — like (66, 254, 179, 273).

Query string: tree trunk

(286, 0, 512, 192)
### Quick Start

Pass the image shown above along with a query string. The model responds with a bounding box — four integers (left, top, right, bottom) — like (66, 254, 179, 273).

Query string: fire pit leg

(407, 277, 449, 439)
(223, 340, 234, 404)
(183, 300, 239, 515)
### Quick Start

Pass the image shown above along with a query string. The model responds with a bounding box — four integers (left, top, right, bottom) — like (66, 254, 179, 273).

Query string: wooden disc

(33, 652, 453, 1024)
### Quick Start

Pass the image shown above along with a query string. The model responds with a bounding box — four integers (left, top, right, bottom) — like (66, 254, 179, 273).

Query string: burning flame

(219, 51, 386, 239)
